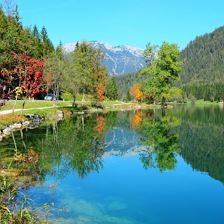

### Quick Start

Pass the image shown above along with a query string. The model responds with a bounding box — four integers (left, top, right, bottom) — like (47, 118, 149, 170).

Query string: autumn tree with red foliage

(0, 69, 14, 99)
(13, 54, 46, 99)
(0, 6, 54, 101)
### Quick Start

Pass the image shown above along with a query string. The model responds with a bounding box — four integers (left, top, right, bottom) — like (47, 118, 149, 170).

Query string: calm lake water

(1, 105, 224, 224)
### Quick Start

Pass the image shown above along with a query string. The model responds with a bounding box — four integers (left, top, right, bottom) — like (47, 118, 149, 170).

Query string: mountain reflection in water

(0, 105, 224, 224)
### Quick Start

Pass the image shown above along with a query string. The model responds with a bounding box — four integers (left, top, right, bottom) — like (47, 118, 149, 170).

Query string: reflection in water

(0, 106, 224, 223)
(178, 106, 224, 183)
(133, 110, 181, 171)
(1, 107, 224, 180)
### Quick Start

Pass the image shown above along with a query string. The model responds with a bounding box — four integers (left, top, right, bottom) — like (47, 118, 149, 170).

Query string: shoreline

(0, 102, 160, 139)
(1, 99, 222, 136)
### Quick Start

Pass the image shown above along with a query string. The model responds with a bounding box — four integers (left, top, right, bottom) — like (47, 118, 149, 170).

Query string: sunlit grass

(186, 99, 221, 107)
(0, 115, 27, 129)
(0, 101, 74, 111)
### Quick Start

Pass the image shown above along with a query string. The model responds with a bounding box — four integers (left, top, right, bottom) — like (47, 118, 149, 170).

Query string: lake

(1, 105, 224, 224)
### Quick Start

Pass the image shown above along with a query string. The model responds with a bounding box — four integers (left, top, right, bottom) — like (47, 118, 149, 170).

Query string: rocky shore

(0, 110, 65, 142)
(0, 114, 44, 142)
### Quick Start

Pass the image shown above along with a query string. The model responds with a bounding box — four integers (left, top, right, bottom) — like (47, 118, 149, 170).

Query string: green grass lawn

(102, 100, 135, 107)
(0, 101, 72, 129)
(186, 99, 221, 107)
(0, 100, 72, 111)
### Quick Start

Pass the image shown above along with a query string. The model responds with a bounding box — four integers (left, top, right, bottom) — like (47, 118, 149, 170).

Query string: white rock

(22, 121, 30, 126)
(14, 123, 22, 129)
(3, 127, 11, 135)
(57, 110, 64, 120)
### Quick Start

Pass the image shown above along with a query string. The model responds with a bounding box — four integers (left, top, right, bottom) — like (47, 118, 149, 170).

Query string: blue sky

(6, 0, 224, 49)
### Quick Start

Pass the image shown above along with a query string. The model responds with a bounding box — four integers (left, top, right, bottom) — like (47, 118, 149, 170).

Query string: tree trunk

(82, 92, 85, 107)
(161, 96, 167, 109)
(54, 82, 60, 107)
(22, 99, 26, 115)
(81, 115, 85, 130)
(12, 95, 18, 114)
(162, 107, 166, 117)
(72, 96, 77, 108)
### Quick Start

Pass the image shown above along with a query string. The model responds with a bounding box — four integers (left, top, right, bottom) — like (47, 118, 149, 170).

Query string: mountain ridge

(63, 41, 146, 75)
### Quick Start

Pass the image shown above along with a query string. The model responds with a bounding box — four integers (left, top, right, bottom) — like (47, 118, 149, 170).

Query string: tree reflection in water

(1, 106, 224, 184)
(132, 110, 181, 171)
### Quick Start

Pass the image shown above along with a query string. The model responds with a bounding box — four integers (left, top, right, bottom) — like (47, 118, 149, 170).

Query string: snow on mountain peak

(62, 41, 146, 75)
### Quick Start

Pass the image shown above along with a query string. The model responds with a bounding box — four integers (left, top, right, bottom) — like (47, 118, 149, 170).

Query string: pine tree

(41, 26, 54, 56)
(105, 76, 118, 100)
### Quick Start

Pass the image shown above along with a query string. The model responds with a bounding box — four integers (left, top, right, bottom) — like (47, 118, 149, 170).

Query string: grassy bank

(0, 100, 72, 111)
(186, 99, 223, 107)
(0, 115, 27, 129)
(0, 100, 161, 130)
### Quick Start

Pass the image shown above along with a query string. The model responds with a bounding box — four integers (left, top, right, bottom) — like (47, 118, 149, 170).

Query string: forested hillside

(180, 26, 224, 101)
(115, 72, 147, 100)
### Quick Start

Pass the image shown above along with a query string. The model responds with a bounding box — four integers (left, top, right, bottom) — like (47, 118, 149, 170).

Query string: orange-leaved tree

(96, 84, 106, 101)
(130, 83, 143, 102)
(131, 110, 143, 128)
(95, 114, 105, 134)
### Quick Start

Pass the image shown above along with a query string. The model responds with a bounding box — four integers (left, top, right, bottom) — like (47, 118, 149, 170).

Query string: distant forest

(180, 26, 224, 101)
(117, 26, 224, 102)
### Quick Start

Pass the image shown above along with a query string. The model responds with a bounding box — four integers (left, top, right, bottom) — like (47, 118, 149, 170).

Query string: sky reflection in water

(1, 106, 224, 224)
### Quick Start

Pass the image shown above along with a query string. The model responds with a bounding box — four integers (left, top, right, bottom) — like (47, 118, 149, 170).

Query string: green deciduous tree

(142, 42, 182, 105)
(63, 42, 108, 105)
(44, 42, 65, 104)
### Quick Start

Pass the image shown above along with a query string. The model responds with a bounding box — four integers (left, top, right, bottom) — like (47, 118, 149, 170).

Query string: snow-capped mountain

(63, 41, 146, 75)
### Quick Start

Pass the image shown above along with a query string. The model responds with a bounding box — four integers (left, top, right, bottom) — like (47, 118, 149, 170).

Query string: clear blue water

(1, 106, 224, 223)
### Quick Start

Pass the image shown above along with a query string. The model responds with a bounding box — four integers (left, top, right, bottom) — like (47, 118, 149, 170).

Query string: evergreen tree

(126, 90, 131, 102)
(56, 41, 63, 60)
(32, 25, 40, 41)
(41, 26, 54, 56)
(105, 76, 118, 100)
(31, 25, 42, 58)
